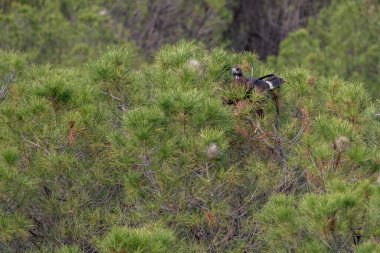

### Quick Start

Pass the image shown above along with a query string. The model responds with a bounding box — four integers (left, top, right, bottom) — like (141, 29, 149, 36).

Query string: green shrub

(0, 43, 379, 252)
(98, 226, 177, 253)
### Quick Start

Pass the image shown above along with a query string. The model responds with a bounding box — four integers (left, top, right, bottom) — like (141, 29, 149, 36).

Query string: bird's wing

(265, 75, 284, 89)
(258, 74, 275, 80)
(253, 79, 271, 92)
(253, 75, 284, 91)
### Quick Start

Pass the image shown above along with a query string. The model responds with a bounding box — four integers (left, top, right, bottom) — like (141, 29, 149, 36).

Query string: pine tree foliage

(0, 42, 379, 252)
(98, 226, 179, 253)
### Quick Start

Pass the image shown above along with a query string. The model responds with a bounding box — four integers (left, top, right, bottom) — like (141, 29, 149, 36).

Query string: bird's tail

(261, 75, 285, 89)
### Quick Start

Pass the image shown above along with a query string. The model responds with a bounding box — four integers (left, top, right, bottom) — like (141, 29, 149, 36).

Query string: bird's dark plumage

(231, 65, 284, 94)
(230, 65, 285, 123)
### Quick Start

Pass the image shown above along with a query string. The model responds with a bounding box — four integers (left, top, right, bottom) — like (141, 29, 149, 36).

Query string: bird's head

(231, 66, 243, 79)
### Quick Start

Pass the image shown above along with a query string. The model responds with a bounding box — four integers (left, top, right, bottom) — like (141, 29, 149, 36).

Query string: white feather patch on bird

(266, 81, 274, 89)
(206, 143, 219, 160)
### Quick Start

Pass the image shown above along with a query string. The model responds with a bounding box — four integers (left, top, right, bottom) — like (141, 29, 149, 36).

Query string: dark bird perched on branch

(231, 65, 284, 98)
(230, 65, 284, 125)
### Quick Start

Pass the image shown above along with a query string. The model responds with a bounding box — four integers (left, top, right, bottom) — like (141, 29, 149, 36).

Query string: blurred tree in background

(225, 0, 330, 59)
(0, 0, 120, 65)
(271, 0, 380, 97)
(102, 0, 233, 56)
(1, 0, 333, 63)
(0, 0, 233, 63)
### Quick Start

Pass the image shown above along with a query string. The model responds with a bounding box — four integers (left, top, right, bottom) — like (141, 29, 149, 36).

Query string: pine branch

(103, 89, 123, 101)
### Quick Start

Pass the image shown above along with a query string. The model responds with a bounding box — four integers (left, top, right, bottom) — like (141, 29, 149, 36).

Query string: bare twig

(0, 71, 16, 101)
(286, 126, 304, 147)
(21, 134, 51, 155)
(272, 125, 287, 169)
(102, 89, 123, 101)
